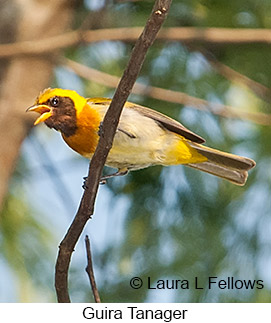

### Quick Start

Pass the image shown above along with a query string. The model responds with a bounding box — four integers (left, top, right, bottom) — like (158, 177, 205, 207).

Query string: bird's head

(27, 88, 87, 137)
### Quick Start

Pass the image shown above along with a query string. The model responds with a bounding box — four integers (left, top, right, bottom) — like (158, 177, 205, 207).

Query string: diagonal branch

(54, 0, 172, 303)
(64, 58, 271, 126)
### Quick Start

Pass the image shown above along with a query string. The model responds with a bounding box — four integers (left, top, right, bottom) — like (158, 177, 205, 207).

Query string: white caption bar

(0, 303, 270, 323)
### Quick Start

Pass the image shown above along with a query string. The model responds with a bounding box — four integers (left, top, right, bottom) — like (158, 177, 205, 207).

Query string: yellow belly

(105, 133, 207, 170)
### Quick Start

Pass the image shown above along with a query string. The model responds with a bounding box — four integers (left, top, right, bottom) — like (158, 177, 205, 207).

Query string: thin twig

(64, 58, 271, 126)
(85, 235, 101, 303)
(1, 27, 271, 58)
(54, 0, 172, 303)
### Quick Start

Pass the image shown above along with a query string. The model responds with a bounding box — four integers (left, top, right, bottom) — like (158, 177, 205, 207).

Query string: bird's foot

(100, 169, 128, 182)
(82, 176, 88, 190)
(83, 169, 128, 189)
(98, 121, 104, 137)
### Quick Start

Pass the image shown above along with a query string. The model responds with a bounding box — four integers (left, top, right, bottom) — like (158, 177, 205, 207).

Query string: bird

(27, 88, 255, 185)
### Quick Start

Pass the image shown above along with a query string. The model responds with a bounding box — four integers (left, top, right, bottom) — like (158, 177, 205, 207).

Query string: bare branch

(55, 0, 172, 303)
(1, 27, 271, 58)
(64, 58, 271, 126)
(85, 235, 101, 303)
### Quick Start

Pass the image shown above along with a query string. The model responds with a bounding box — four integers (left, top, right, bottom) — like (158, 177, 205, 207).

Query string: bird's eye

(50, 96, 60, 107)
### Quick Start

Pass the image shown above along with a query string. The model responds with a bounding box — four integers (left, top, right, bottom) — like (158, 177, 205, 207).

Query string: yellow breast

(62, 103, 101, 157)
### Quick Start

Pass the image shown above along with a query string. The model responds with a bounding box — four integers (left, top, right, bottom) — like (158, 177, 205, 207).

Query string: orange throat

(62, 103, 101, 158)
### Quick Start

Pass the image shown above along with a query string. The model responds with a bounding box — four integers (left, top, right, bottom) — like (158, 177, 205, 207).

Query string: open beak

(26, 104, 53, 125)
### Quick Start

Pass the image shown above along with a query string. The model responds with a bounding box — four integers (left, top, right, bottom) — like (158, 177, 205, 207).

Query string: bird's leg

(82, 169, 129, 188)
(100, 169, 129, 184)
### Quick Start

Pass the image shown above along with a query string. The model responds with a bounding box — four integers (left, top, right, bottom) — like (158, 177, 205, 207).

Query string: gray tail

(187, 143, 256, 186)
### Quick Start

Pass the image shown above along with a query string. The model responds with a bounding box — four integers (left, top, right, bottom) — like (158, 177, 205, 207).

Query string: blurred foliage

(0, 161, 55, 302)
(1, 0, 271, 302)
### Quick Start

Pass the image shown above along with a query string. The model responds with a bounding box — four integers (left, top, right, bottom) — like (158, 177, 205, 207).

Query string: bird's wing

(87, 98, 205, 144)
(128, 103, 205, 144)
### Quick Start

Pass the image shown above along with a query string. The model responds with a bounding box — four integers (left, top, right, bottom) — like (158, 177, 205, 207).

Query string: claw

(99, 179, 107, 185)
(98, 122, 104, 137)
(82, 176, 88, 190)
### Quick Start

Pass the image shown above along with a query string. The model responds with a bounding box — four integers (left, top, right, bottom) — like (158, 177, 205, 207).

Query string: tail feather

(187, 143, 256, 186)
(187, 161, 248, 185)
